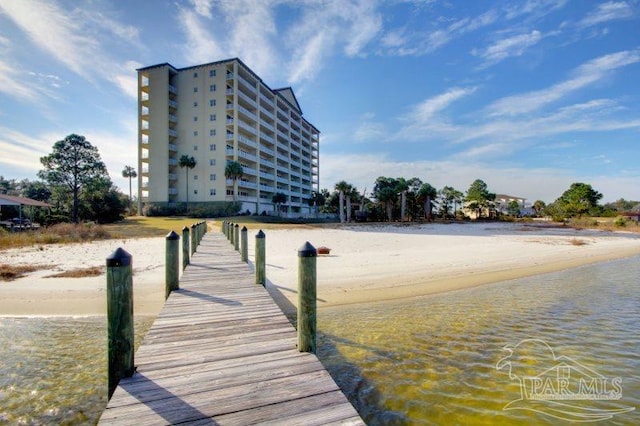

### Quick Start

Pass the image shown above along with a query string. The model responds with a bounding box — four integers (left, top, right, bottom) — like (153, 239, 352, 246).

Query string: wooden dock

(99, 229, 363, 425)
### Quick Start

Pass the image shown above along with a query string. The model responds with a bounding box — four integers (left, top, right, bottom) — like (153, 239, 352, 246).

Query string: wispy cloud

(472, 30, 542, 67)
(177, 7, 225, 65)
(579, 1, 634, 28)
(285, 0, 382, 84)
(486, 49, 640, 116)
(384, 9, 499, 56)
(0, 0, 143, 99)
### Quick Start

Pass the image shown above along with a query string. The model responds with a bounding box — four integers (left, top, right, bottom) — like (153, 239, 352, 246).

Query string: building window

(194, 116, 198, 121)
(193, 131, 198, 137)
(209, 143, 216, 151)
(194, 175, 198, 180)
(193, 87, 198, 93)
(194, 72, 198, 78)
(209, 99, 216, 107)
(210, 174, 216, 181)
(194, 145, 198, 151)
(209, 159, 216, 166)
(210, 84, 216, 92)
(210, 188, 216, 196)
(209, 70, 216, 77)
(226, 189, 234, 196)
(210, 114, 216, 121)
(193, 101, 198, 107)
(209, 129, 216, 136)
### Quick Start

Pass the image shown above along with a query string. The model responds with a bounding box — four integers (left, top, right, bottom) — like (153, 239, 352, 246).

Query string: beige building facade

(137, 58, 320, 216)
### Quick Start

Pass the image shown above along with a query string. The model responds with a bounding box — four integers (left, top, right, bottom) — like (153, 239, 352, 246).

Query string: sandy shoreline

(1, 222, 639, 317)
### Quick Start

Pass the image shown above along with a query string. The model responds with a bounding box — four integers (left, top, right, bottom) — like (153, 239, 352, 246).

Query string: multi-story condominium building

(137, 58, 320, 216)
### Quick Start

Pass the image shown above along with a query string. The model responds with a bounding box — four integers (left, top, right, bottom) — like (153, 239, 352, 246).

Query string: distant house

(494, 194, 528, 216)
(621, 212, 640, 223)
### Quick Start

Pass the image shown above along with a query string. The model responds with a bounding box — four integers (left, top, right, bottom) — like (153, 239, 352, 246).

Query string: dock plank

(100, 228, 363, 425)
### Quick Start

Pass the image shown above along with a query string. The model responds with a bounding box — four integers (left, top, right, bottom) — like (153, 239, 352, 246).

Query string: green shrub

(614, 216, 627, 227)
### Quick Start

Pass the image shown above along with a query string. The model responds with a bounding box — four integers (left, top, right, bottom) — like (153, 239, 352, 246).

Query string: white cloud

(487, 50, 640, 116)
(0, 0, 144, 99)
(473, 30, 542, 66)
(579, 1, 634, 28)
(286, 0, 382, 84)
(190, 0, 214, 18)
(0, 60, 39, 102)
(178, 8, 225, 65)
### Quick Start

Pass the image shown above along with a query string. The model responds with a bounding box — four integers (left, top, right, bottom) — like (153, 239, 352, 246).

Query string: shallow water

(0, 316, 153, 425)
(318, 255, 640, 425)
(0, 257, 638, 425)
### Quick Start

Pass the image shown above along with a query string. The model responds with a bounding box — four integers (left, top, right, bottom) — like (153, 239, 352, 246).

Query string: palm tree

(397, 178, 409, 221)
(179, 155, 196, 213)
(224, 160, 244, 201)
(272, 192, 287, 216)
(334, 180, 350, 223)
(121, 165, 137, 215)
(418, 183, 437, 221)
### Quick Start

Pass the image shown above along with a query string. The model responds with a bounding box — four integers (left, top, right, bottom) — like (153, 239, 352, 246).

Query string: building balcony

(168, 188, 178, 195)
(168, 143, 177, 152)
(260, 133, 274, 144)
(239, 180, 257, 189)
(260, 171, 275, 180)
(168, 173, 178, 180)
(168, 158, 178, 166)
(168, 114, 177, 123)
(255, 154, 271, 166)
(260, 144, 275, 156)
(237, 90, 257, 108)
(168, 84, 177, 94)
(238, 119, 257, 136)
(168, 128, 178, 138)
(168, 99, 178, 110)
(238, 134, 257, 149)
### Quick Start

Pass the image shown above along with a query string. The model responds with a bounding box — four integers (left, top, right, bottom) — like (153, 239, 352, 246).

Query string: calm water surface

(0, 256, 638, 425)
(318, 255, 640, 425)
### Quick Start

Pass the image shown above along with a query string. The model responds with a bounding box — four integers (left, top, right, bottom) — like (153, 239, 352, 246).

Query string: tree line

(314, 177, 637, 223)
(1, 134, 132, 225)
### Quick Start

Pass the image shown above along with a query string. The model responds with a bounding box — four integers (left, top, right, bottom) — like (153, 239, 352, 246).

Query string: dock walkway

(99, 229, 363, 425)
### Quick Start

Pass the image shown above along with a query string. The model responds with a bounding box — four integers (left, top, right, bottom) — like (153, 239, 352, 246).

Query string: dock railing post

(191, 224, 196, 255)
(297, 242, 317, 353)
(234, 224, 240, 251)
(106, 247, 134, 400)
(228, 222, 234, 243)
(255, 230, 265, 286)
(165, 231, 180, 299)
(241, 226, 248, 262)
(221, 220, 226, 235)
(182, 226, 190, 270)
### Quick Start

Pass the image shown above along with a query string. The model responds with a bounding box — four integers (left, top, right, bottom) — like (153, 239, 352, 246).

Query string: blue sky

(0, 0, 638, 204)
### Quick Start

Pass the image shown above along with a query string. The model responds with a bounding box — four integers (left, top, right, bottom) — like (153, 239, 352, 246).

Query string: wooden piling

(165, 231, 180, 299)
(228, 222, 234, 243)
(191, 224, 197, 255)
(234, 224, 240, 251)
(297, 241, 317, 353)
(182, 226, 190, 270)
(255, 230, 265, 286)
(106, 247, 134, 400)
(240, 226, 248, 262)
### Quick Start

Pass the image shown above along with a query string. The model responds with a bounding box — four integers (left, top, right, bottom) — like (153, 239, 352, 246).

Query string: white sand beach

(1, 222, 639, 316)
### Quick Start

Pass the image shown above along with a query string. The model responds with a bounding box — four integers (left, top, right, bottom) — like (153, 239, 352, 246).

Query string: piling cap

(241, 226, 247, 231)
(234, 223, 239, 228)
(166, 230, 180, 240)
(298, 241, 317, 257)
(191, 223, 196, 228)
(256, 229, 265, 238)
(106, 247, 132, 267)
(182, 226, 189, 231)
